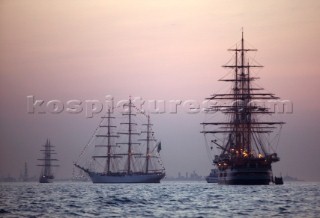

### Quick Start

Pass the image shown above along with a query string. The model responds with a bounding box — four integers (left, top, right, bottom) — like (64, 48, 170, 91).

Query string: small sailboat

(206, 168, 218, 183)
(274, 176, 284, 185)
(37, 139, 59, 183)
(74, 98, 165, 183)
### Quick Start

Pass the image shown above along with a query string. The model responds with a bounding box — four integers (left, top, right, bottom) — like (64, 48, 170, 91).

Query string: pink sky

(0, 0, 320, 180)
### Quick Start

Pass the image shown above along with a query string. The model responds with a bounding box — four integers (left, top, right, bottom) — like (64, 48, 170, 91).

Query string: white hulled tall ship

(74, 98, 165, 183)
(201, 31, 285, 185)
(38, 139, 59, 183)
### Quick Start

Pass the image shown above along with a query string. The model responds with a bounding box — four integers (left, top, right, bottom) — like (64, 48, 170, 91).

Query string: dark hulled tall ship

(201, 31, 285, 185)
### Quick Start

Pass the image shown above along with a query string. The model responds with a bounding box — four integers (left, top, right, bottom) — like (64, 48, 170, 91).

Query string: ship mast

(239, 30, 250, 155)
(117, 98, 141, 173)
(201, 30, 285, 160)
(140, 115, 155, 173)
(128, 98, 133, 173)
(23, 162, 28, 181)
(145, 115, 151, 173)
(93, 108, 119, 174)
(106, 109, 113, 173)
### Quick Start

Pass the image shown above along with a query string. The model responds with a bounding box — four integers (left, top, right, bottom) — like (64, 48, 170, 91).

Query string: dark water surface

(1, 181, 319, 217)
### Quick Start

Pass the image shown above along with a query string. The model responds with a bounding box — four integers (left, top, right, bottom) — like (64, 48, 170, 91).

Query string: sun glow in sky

(1, 0, 320, 180)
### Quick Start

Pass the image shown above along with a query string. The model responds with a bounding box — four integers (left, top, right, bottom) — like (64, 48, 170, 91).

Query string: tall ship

(201, 31, 285, 185)
(37, 139, 59, 183)
(74, 98, 165, 183)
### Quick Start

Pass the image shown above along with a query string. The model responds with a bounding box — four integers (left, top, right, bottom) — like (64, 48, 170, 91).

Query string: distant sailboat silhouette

(37, 139, 59, 183)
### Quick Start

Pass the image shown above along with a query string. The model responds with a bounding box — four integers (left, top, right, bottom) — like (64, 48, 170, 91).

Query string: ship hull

(218, 167, 272, 185)
(88, 172, 165, 183)
(39, 175, 53, 183)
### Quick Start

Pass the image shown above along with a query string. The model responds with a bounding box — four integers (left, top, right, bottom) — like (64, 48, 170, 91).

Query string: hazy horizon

(1, 0, 320, 181)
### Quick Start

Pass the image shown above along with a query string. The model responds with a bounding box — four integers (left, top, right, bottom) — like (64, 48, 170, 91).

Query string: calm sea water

(1, 181, 319, 217)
